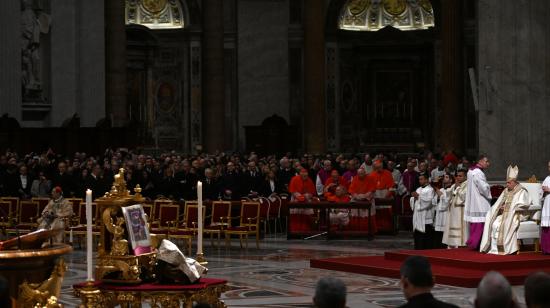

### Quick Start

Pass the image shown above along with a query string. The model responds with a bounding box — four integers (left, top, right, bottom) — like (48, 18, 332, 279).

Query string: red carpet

(310, 248, 550, 287)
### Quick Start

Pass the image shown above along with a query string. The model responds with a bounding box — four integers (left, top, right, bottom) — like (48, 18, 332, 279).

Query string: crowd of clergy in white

(411, 154, 550, 255)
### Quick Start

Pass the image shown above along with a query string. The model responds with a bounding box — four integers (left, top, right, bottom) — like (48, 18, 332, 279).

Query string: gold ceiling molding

(126, 0, 184, 30)
(339, 0, 435, 32)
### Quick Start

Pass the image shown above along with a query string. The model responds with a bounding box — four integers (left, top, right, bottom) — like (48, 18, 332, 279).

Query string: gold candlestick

(196, 252, 208, 266)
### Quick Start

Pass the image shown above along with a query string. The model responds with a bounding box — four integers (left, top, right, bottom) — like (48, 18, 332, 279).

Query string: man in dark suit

(242, 161, 262, 197)
(84, 164, 108, 199)
(175, 160, 198, 200)
(202, 168, 220, 201)
(398, 256, 458, 308)
(219, 162, 241, 200)
(52, 162, 75, 197)
(16, 165, 34, 199)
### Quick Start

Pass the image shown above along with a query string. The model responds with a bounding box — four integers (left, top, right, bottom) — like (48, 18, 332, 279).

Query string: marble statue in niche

(21, 0, 50, 102)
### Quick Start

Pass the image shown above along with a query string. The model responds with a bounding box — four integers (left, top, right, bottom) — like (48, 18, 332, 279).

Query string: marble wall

(0, 0, 105, 128)
(237, 0, 290, 149)
(478, 0, 550, 180)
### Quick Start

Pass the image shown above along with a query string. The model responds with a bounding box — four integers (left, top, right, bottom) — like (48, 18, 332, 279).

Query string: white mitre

(506, 165, 519, 181)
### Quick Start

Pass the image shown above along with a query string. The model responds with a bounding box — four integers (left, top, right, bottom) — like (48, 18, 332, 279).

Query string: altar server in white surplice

(433, 173, 454, 248)
(410, 174, 435, 250)
(442, 169, 469, 248)
(480, 165, 531, 255)
(465, 154, 492, 249)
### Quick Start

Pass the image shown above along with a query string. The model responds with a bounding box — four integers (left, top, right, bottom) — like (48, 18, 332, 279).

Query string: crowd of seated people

(0, 147, 467, 204)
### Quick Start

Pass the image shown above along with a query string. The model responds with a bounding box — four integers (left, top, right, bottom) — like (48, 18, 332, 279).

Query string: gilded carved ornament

(340, 0, 435, 31)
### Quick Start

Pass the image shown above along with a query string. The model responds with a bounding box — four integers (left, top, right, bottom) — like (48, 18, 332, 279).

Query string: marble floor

(59, 232, 528, 307)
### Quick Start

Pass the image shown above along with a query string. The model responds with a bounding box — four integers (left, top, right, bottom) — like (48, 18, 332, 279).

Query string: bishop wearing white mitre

(480, 165, 531, 255)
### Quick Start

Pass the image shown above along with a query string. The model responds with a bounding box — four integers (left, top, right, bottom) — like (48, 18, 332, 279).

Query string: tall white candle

(86, 189, 94, 282)
(197, 181, 203, 255)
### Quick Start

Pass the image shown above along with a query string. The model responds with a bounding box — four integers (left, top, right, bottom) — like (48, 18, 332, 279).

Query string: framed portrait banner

(122, 204, 152, 255)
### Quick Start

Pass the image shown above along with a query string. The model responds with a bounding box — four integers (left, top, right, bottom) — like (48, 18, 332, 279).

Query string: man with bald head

(475, 271, 516, 308)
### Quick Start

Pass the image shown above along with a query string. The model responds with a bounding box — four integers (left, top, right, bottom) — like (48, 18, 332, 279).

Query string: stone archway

(325, 0, 439, 153)
(124, 0, 202, 151)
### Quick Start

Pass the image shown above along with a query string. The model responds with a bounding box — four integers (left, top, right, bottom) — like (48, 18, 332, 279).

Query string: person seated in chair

(327, 185, 351, 203)
(242, 161, 262, 197)
(367, 160, 395, 199)
(480, 165, 531, 255)
(323, 169, 349, 201)
(288, 168, 316, 202)
(260, 169, 282, 197)
(288, 168, 317, 231)
(328, 186, 351, 229)
(202, 168, 220, 201)
(37, 186, 73, 243)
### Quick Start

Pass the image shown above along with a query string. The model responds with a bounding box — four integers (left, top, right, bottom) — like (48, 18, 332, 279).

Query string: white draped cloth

(465, 168, 492, 223)
(442, 181, 469, 247)
(542, 176, 550, 227)
(434, 187, 451, 232)
(410, 185, 435, 233)
(480, 184, 531, 255)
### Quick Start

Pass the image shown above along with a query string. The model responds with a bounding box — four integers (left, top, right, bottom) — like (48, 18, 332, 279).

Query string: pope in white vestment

(480, 165, 531, 255)
(442, 170, 469, 248)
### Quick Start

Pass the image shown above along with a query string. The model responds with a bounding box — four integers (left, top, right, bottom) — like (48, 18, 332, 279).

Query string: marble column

(202, 0, 225, 152)
(439, 0, 463, 153)
(79, 0, 105, 127)
(303, 0, 326, 153)
(105, 0, 127, 127)
(478, 0, 550, 179)
(0, 1, 22, 122)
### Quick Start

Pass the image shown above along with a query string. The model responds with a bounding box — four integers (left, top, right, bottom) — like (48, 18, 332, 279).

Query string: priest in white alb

(465, 154, 492, 249)
(410, 173, 435, 250)
(480, 165, 531, 255)
(433, 173, 453, 248)
(442, 169, 469, 248)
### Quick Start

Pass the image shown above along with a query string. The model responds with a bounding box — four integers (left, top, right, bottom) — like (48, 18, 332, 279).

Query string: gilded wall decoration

(339, 0, 434, 31)
(126, 0, 184, 29)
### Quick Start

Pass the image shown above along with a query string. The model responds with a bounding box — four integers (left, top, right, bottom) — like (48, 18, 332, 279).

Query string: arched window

(126, 0, 185, 30)
(338, 0, 434, 31)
